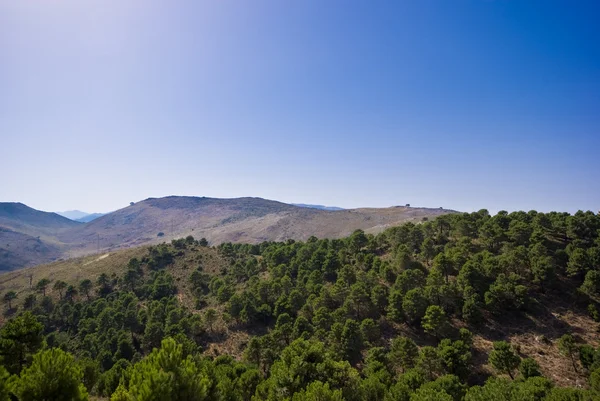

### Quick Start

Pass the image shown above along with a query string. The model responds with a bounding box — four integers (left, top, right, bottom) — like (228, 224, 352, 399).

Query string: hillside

(1, 197, 454, 271)
(0, 203, 80, 235)
(60, 197, 451, 253)
(0, 203, 81, 271)
(0, 229, 63, 271)
(1, 209, 600, 400)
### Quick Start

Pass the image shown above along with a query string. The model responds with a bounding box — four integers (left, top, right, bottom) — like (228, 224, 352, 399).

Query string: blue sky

(1, 0, 599, 214)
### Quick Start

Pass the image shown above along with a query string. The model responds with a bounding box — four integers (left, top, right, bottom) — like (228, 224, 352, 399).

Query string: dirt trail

(83, 253, 110, 266)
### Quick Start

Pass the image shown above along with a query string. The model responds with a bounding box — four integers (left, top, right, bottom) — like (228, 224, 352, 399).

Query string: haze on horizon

(1, 0, 599, 215)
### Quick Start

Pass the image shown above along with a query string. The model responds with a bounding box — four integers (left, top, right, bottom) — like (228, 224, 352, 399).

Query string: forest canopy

(1, 209, 600, 400)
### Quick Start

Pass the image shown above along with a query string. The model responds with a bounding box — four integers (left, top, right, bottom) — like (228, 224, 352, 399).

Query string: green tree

(517, 376, 553, 400)
(358, 375, 387, 401)
(97, 273, 112, 296)
(258, 338, 359, 399)
(410, 387, 452, 401)
(23, 294, 36, 310)
(580, 270, 600, 297)
(484, 274, 528, 312)
(116, 337, 210, 401)
(464, 378, 515, 401)
(124, 268, 141, 291)
(432, 253, 453, 283)
(0, 366, 9, 401)
(590, 368, 600, 394)
(402, 288, 428, 324)
(35, 278, 50, 296)
(385, 381, 412, 401)
(387, 289, 404, 322)
(341, 319, 363, 363)
(53, 280, 67, 299)
(204, 308, 218, 332)
(79, 358, 101, 392)
(421, 305, 448, 339)
(579, 344, 596, 371)
(2, 291, 16, 310)
(291, 381, 344, 401)
(488, 341, 521, 379)
(371, 284, 389, 314)
(461, 292, 483, 324)
(519, 358, 542, 379)
(416, 346, 442, 381)
(65, 285, 78, 301)
(360, 318, 380, 344)
(96, 360, 131, 397)
(0, 312, 44, 374)
(244, 337, 262, 368)
(437, 340, 471, 381)
(417, 375, 466, 401)
(11, 348, 88, 401)
(420, 238, 436, 265)
(390, 337, 419, 373)
(544, 387, 592, 401)
(531, 256, 556, 291)
(567, 248, 589, 278)
(79, 279, 93, 301)
(348, 282, 371, 320)
(557, 334, 579, 372)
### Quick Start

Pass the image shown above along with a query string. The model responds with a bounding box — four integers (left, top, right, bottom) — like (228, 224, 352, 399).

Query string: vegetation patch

(1, 210, 600, 400)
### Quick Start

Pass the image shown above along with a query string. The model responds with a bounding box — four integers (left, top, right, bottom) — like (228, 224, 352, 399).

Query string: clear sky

(1, 0, 599, 214)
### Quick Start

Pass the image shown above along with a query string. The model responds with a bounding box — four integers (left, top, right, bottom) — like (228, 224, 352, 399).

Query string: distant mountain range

(0, 197, 455, 271)
(291, 203, 345, 211)
(57, 210, 105, 223)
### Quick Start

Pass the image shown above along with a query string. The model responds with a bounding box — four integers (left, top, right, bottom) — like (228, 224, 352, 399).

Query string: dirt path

(83, 253, 110, 266)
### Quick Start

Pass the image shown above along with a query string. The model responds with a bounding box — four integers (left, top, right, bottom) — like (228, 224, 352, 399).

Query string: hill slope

(0, 203, 81, 270)
(0, 196, 455, 270)
(1, 209, 600, 399)
(59, 196, 452, 254)
(0, 203, 80, 235)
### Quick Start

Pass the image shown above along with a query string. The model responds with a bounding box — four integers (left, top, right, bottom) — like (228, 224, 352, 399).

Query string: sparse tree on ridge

(35, 278, 50, 296)
(3, 291, 17, 310)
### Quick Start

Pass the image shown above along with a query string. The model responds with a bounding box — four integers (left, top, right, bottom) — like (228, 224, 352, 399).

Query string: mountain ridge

(0, 196, 455, 271)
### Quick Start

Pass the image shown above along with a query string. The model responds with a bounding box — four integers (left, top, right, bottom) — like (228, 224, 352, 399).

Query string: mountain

(0, 197, 455, 270)
(0, 203, 81, 271)
(291, 203, 345, 211)
(58, 196, 453, 255)
(0, 203, 80, 237)
(58, 210, 105, 223)
(57, 210, 90, 220)
(75, 213, 105, 223)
